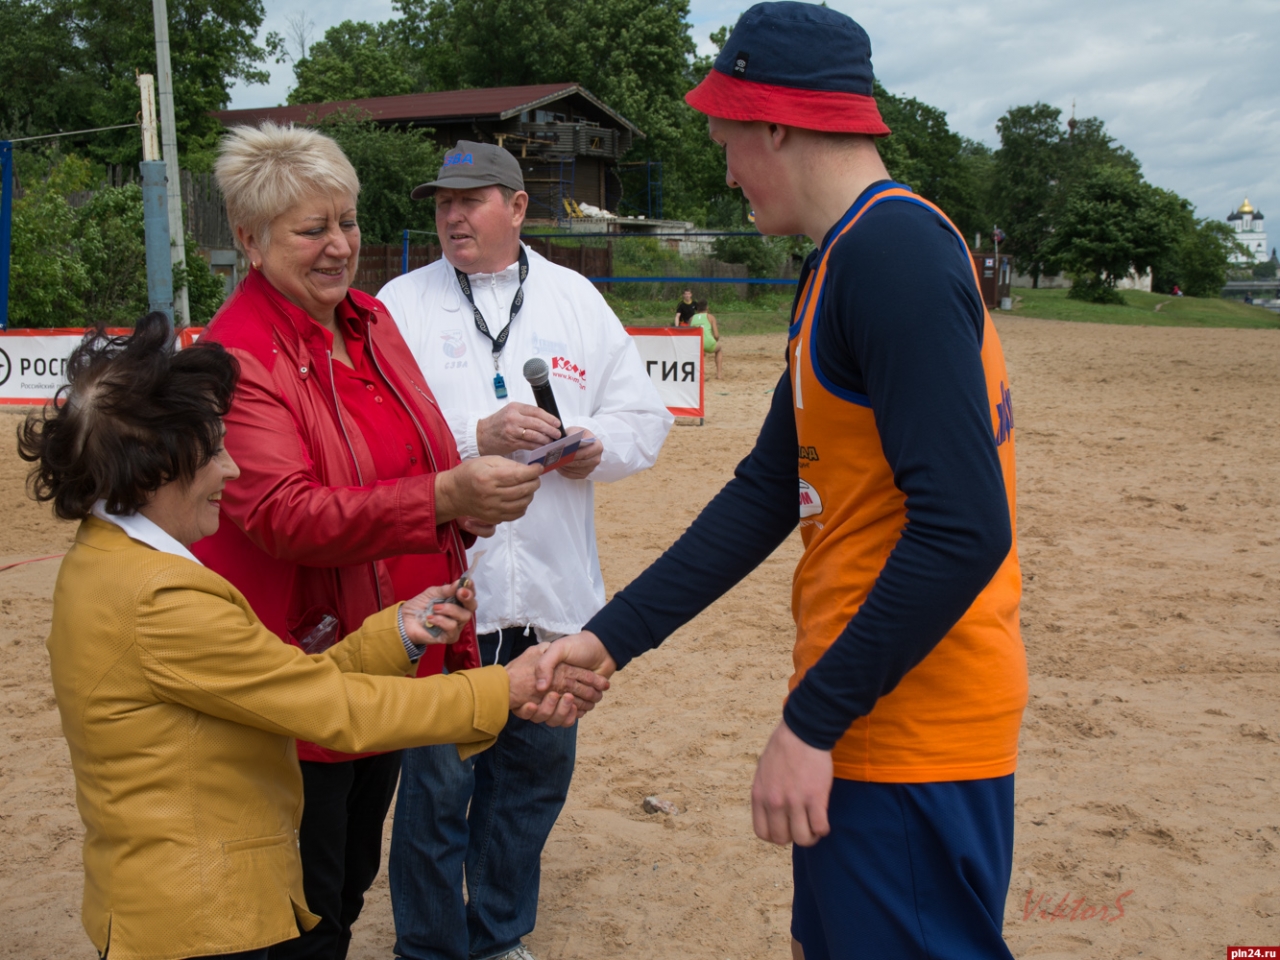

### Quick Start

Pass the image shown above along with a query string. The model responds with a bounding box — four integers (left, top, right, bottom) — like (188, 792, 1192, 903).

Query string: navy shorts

(791, 774, 1015, 960)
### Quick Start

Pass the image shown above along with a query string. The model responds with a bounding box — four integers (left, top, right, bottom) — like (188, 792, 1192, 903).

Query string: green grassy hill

(1010, 288, 1280, 329)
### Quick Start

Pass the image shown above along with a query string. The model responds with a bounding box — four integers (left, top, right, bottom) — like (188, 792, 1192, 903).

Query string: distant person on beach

(690, 299, 723, 379)
(536, 4, 1025, 959)
(675, 288, 697, 325)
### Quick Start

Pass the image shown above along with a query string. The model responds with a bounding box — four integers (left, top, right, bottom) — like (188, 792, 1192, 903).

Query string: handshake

(400, 582, 616, 728)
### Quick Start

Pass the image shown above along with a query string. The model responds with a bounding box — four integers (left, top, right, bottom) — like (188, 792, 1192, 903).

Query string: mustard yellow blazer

(46, 517, 510, 960)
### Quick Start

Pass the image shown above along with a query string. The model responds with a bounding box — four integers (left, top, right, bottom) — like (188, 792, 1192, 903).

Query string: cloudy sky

(229, 0, 1280, 223)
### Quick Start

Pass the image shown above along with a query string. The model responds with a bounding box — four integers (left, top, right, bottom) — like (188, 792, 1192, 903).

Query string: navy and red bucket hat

(686, 1, 891, 136)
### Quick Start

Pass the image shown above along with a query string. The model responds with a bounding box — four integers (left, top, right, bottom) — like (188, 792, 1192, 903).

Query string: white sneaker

(487, 948, 537, 960)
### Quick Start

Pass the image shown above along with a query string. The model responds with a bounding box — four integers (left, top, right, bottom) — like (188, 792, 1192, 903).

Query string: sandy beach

(1, 316, 1277, 958)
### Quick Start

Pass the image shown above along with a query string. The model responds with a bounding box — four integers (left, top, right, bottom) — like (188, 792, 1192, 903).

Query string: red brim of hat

(685, 69, 891, 136)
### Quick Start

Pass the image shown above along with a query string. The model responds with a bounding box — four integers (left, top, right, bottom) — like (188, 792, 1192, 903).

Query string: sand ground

(1, 317, 1277, 958)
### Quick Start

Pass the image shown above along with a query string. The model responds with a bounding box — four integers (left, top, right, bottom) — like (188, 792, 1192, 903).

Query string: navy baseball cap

(685, 1, 891, 136)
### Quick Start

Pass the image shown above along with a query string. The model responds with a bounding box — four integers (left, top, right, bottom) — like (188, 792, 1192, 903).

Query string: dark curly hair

(17, 313, 240, 521)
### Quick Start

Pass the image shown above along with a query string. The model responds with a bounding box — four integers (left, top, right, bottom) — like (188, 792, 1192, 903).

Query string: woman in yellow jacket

(19, 315, 605, 960)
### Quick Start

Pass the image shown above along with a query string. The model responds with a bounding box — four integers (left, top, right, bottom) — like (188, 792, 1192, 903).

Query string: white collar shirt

(378, 244, 673, 635)
(91, 499, 204, 566)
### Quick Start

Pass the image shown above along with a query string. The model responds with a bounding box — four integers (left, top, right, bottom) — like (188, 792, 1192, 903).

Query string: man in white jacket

(378, 141, 673, 960)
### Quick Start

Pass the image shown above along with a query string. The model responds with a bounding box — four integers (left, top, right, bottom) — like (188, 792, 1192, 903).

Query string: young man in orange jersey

(535, 3, 1026, 958)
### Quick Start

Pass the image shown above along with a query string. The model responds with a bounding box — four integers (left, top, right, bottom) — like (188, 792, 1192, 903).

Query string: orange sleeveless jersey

(789, 187, 1027, 783)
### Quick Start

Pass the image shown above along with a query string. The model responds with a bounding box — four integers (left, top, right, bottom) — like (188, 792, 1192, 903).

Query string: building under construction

(214, 83, 647, 223)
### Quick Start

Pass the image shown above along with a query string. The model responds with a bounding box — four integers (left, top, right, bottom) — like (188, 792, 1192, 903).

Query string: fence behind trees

(183, 171, 236, 251)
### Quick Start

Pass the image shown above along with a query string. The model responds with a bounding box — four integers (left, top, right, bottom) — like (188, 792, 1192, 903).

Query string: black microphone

(522, 358, 567, 438)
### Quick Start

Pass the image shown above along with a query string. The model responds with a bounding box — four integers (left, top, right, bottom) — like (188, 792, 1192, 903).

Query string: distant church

(1227, 198, 1270, 264)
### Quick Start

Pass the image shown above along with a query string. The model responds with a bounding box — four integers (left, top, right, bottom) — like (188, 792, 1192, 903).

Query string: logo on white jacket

(441, 330, 468, 365)
(551, 355, 587, 389)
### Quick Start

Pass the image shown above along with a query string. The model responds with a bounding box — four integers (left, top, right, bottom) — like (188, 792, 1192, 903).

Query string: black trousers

(269, 752, 402, 960)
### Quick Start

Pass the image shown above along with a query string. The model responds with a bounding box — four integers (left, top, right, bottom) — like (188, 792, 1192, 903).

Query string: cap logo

(444, 152, 474, 166)
(733, 51, 749, 75)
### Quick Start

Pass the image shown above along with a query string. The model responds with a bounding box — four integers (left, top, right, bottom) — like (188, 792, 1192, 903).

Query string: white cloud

(232, 0, 1280, 224)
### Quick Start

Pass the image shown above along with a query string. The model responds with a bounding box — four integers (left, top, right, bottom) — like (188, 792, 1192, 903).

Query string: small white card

(508, 430, 593, 473)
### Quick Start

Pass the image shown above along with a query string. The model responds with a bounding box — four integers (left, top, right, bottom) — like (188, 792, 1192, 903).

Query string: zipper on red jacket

(325, 349, 386, 612)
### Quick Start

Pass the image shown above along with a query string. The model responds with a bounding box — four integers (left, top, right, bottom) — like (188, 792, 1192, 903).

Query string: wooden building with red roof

(214, 83, 644, 221)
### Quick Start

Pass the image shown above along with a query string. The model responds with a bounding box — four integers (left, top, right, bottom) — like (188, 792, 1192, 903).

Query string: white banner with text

(624, 327, 704, 418)
(0, 328, 202, 404)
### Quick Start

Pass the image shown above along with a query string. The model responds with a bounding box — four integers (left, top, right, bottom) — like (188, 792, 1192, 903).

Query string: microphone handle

(531, 381, 567, 438)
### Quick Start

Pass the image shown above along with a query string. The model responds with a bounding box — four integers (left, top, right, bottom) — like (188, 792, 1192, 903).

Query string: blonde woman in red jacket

(195, 123, 605, 960)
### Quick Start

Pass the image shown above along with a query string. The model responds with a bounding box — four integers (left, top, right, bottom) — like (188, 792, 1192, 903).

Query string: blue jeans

(390, 628, 578, 960)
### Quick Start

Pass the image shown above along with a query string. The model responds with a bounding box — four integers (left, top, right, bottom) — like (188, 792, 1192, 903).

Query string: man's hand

(556, 429, 603, 480)
(751, 721, 834, 847)
(400, 583, 475, 646)
(505, 643, 579, 726)
(545, 661, 609, 712)
(435, 457, 541, 524)
(476, 402, 561, 456)
(535, 631, 617, 695)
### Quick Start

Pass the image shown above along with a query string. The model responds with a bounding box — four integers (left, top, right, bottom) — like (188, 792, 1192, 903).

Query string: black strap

(455, 246, 529, 365)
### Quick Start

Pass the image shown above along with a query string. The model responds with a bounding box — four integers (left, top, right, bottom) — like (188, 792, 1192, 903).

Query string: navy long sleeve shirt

(586, 185, 1013, 752)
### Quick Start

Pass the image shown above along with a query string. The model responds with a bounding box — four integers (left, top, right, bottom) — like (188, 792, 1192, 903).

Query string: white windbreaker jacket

(378, 245, 674, 638)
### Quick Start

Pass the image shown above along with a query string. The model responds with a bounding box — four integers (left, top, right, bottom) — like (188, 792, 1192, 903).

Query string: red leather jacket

(192, 269, 481, 763)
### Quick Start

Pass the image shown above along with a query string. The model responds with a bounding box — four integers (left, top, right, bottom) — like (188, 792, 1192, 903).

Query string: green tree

(1178, 222, 1240, 297)
(8, 156, 93, 326)
(991, 103, 1065, 287)
(1149, 218, 1239, 298)
(874, 82, 994, 240)
(0, 0, 279, 167)
(711, 235, 788, 278)
(77, 183, 149, 325)
(992, 104, 1140, 286)
(315, 110, 444, 243)
(1043, 166, 1181, 304)
(1250, 255, 1277, 280)
(389, 0, 723, 222)
(288, 21, 416, 104)
(8, 153, 226, 327)
(0, 0, 93, 138)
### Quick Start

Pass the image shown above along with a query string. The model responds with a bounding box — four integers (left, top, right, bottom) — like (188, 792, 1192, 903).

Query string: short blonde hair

(214, 122, 361, 251)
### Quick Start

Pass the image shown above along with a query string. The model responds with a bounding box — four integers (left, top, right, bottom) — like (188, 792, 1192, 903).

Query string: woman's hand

(458, 516, 497, 538)
(435, 457, 542, 525)
(503, 643, 603, 727)
(400, 582, 476, 646)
